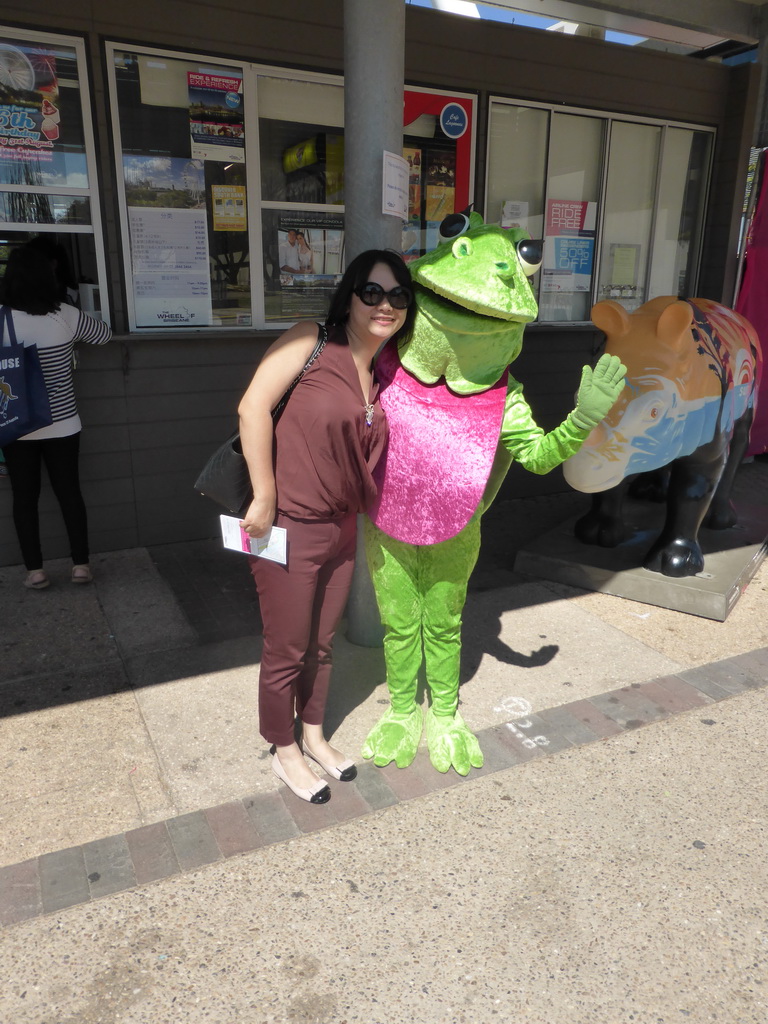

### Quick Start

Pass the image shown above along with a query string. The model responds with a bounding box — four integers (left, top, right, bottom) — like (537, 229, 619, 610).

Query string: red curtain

(736, 152, 768, 455)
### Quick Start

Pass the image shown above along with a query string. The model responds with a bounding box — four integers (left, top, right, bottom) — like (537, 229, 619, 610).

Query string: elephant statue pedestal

(513, 469, 767, 621)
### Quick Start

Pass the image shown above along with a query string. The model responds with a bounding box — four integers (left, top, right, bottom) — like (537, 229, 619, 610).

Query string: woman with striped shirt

(1, 244, 112, 589)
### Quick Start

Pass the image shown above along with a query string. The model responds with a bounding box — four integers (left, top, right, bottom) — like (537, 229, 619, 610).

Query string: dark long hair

(2, 245, 61, 315)
(26, 235, 77, 304)
(326, 249, 416, 343)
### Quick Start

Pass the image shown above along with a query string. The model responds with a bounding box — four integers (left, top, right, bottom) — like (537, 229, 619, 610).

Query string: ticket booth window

(257, 73, 346, 325)
(0, 27, 108, 318)
(257, 72, 476, 325)
(648, 127, 712, 301)
(540, 113, 605, 323)
(487, 97, 714, 322)
(109, 47, 251, 331)
(598, 121, 661, 308)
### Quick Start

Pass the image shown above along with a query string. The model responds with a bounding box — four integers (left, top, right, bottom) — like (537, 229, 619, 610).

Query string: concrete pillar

(343, 0, 405, 253)
(343, 0, 405, 646)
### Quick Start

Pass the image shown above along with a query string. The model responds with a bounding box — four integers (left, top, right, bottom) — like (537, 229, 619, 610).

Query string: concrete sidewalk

(1, 465, 767, 1023)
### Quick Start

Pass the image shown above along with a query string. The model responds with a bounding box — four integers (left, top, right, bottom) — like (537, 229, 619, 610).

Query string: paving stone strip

(2, 648, 766, 929)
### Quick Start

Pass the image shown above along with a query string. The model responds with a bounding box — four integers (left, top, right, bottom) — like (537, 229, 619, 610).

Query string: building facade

(0, 1, 758, 565)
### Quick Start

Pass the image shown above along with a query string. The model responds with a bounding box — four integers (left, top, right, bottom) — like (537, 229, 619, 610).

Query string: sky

(405, 0, 647, 46)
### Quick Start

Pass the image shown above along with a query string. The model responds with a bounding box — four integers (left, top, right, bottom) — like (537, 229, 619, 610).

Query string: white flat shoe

(24, 569, 49, 590)
(271, 753, 331, 804)
(301, 742, 357, 782)
(71, 564, 92, 584)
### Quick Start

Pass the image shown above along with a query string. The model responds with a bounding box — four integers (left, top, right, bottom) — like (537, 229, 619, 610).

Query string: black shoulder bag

(193, 323, 327, 516)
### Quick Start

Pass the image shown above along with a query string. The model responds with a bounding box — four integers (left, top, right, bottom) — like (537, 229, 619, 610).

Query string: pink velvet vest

(369, 341, 508, 545)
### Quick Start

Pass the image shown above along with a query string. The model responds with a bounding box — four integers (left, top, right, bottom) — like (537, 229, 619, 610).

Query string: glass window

(486, 103, 548, 240)
(111, 49, 251, 329)
(0, 191, 91, 224)
(648, 127, 712, 299)
(261, 208, 345, 323)
(540, 112, 605, 322)
(0, 36, 88, 188)
(487, 98, 714, 322)
(597, 121, 661, 310)
(258, 78, 476, 324)
(257, 74, 346, 324)
(258, 76, 344, 205)
(402, 91, 475, 260)
(0, 28, 107, 318)
(109, 49, 476, 332)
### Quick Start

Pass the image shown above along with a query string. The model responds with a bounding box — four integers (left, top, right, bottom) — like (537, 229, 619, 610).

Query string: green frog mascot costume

(363, 211, 626, 775)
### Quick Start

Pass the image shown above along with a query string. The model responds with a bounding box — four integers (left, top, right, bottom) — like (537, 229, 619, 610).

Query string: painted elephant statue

(563, 296, 762, 577)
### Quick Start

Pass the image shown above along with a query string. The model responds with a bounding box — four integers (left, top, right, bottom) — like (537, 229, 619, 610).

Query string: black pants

(1, 432, 89, 570)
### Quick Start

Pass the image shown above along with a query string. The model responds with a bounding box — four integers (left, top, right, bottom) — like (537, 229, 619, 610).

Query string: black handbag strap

(271, 321, 327, 422)
(0, 306, 17, 348)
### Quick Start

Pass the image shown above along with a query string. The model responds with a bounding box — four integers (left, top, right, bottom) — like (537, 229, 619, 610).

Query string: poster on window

(425, 150, 456, 224)
(274, 212, 344, 320)
(542, 199, 597, 294)
(401, 147, 423, 260)
(0, 42, 60, 167)
(501, 200, 529, 230)
(212, 184, 247, 231)
(542, 236, 595, 293)
(403, 148, 422, 219)
(128, 207, 212, 327)
(546, 200, 596, 237)
(123, 155, 205, 210)
(188, 72, 244, 164)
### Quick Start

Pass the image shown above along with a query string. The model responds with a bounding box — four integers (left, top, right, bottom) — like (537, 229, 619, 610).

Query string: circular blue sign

(440, 102, 468, 140)
(225, 91, 241, 109)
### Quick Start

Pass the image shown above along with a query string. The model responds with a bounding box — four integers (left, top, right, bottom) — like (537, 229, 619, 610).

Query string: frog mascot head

(403, 210, 540, 392)
(363, 211, 626, 775)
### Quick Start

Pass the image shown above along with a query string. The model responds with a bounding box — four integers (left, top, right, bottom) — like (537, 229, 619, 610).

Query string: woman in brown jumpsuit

(238, 250, 414, 804)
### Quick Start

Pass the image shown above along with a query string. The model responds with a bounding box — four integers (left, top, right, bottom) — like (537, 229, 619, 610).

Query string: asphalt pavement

(1, 464, 767, 1024)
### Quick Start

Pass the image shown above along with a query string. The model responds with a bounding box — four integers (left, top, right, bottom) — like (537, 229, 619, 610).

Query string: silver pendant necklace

(365, 403, 374, 426)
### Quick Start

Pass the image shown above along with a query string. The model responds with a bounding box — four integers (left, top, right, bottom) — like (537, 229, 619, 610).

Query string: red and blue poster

(188, 72, 244, 164)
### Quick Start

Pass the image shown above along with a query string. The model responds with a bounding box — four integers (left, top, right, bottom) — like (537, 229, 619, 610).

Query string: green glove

(362, 705, 424, 768)
(425, 708, 484, 775)
(570, 353, 627, 431)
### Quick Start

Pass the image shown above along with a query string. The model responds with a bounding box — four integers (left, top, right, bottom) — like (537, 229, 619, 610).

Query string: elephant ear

(657, 299, 694, 352)
(591, 300, 631, 339)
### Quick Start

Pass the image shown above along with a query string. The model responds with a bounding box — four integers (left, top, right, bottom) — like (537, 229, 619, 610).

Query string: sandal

(71, 564, 93, 584)
(25, 569, 50, 589)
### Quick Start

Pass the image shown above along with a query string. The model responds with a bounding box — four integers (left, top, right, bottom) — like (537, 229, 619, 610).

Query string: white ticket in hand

(220, 515, 287, 564)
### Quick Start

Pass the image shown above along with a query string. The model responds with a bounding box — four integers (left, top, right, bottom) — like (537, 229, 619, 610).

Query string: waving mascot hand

(363, 211, 627, 775)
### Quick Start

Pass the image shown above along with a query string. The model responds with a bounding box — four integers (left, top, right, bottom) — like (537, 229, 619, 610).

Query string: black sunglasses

(354, 282, 413, 310)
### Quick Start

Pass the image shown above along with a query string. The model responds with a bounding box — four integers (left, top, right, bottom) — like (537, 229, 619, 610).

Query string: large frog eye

(438, 212, 471, 244)
(517, 239, 543, 276)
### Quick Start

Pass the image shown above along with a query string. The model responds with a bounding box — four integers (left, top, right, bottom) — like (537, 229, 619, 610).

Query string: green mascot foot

(362, 705, 424, 768)
(425, 707, 484, 776)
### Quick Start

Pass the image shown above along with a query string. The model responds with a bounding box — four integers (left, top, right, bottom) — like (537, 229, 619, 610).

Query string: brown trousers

(250, 512, 357, 746)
